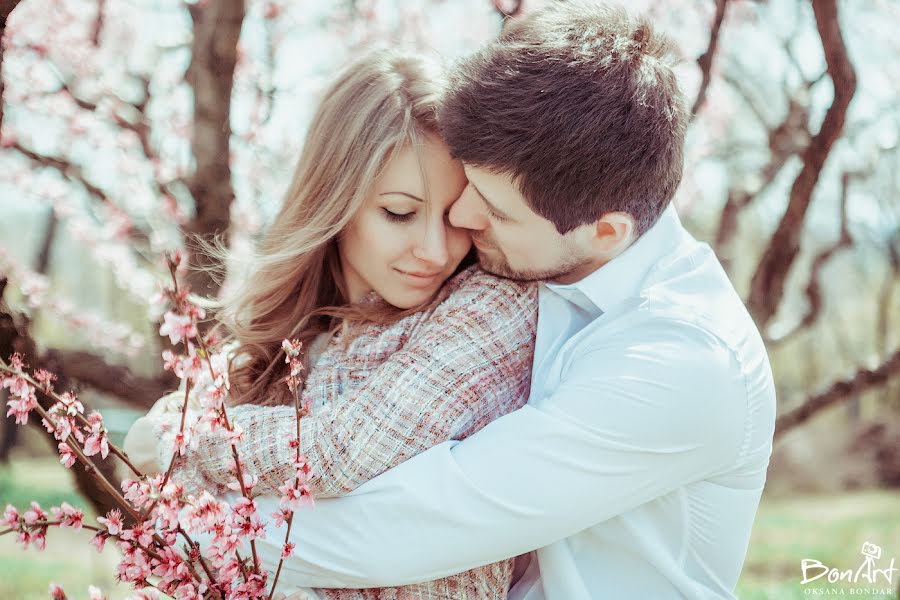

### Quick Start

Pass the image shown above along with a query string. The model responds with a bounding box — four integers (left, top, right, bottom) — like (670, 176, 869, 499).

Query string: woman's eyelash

(382, 208, 414, 222)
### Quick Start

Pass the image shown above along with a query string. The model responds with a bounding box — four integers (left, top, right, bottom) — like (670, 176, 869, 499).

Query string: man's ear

(592, 212, 636, 255)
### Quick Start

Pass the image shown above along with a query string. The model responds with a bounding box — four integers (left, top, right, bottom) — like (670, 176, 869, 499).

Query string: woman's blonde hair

(207, 49, 467, 407)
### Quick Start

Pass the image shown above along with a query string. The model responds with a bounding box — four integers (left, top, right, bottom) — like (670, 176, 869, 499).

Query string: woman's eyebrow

(379, 192, 424, 203)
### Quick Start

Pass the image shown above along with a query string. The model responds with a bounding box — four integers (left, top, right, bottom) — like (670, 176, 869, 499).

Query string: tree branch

(747, 0, 857, 328)
(9, 141, 115, 209)
(691, 0, 728, 119)
(766, 170, 862, 346)
(774, 348, 900, 439)
(91, 0, 105, 47)
(41, 348, 177, 407)
(182, 0, 245, 298)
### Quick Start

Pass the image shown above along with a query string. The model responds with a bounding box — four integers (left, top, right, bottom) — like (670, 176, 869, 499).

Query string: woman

(126, 49, 536, 599)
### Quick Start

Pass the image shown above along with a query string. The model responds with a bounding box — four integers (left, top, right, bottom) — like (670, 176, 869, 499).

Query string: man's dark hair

(439, 1, 688, 236)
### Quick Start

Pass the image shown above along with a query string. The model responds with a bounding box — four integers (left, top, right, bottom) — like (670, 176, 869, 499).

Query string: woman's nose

(412, 219, 450, 266)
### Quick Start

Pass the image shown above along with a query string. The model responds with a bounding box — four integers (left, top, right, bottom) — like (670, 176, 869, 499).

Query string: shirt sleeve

(250, 317, 752, 588)
(159, 273, 537, 499)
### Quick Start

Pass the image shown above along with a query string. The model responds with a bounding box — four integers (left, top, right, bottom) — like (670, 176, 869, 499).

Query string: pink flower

(88, 584, 106, 600)
(167, 249, 184, 271)
(120, 520, 155, 546)
(48, 582, 68, 600)
(116, 546, 152, 584)
(2, 373, 31, 397)
(282, 542, 295, 559)
(3, 504, 19, 527)
(217, 557, 242, 582)
(225, 422, 244, 445)
(58, 391, 84, 416)
(45, 413, 74, 442)
(97, 509, 123, 536)
(82, 412, 110, 459)
(58, 442, 77, 468)
(6, 390, 38, 425)
(278, 479, 314, 513)
(173, 430, 190, 456)
(271, 509, 290, 528)
(151, 546, 189, 583)
(33, 368, 56, 391)
(121, 479, 151, 509)
(227, 470, 258, 493)
(179, 492, 226, 533)
(23, 501, 48, 525)
(159, 311, 197, 345)
(51, 503, 84, 530)
(83, 432, 110, 459)
(232, 496, 258, 519)
(26, 529, 47, 551)
(89, 532, 108, 553)
(161, 349, 180, 373)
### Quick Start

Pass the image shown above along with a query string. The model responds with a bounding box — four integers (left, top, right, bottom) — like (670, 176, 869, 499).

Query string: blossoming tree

(0, 0, 899, 596)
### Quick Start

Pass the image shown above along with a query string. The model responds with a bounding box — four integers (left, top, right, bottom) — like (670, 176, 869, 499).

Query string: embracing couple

(125, 2, 776, 598)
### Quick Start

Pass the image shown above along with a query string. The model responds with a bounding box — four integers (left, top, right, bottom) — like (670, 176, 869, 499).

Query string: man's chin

(477, 254, 547, 282)
(477, 252, 590, 283)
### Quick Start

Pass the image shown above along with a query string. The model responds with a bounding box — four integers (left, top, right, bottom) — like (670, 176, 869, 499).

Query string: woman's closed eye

(382, 207, 415, 223)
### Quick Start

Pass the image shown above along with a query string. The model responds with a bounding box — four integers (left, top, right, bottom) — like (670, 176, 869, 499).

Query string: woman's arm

(152, 270, 537, 498)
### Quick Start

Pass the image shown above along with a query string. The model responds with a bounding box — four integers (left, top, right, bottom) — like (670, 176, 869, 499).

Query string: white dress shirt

(251, 203, 776, 599)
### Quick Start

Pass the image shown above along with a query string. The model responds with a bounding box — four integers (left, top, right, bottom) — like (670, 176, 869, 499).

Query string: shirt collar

(545, 203, 690, 313)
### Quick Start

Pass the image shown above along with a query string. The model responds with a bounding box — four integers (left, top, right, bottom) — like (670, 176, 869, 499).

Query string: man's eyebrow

(470, 183, 513, 220)
(379, 192, 424, 203)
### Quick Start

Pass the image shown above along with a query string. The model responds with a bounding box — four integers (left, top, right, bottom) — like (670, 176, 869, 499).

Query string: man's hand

(123, 391, 187, 476)
(123, 415, 164, 476)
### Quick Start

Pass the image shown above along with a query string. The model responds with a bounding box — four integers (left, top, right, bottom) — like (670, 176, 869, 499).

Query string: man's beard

(475, 244, 592, 283)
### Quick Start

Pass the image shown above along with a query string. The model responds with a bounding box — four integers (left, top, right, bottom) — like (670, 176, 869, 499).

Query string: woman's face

(338, 134, 471, 309)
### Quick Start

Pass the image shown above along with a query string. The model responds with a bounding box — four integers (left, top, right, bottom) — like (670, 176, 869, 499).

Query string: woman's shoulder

(439, 265, 538, 314)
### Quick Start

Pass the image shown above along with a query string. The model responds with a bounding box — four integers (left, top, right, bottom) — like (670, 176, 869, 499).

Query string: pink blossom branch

(0, 0, 25, 139)
(0, 361, 145, 477)
(268, 343, 305, 599)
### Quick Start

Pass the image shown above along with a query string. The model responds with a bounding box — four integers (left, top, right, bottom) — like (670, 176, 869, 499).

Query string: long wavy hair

(205, 49, 470, 407)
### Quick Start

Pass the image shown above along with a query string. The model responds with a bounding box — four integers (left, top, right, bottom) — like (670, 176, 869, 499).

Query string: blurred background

(0, 0, 898, 598)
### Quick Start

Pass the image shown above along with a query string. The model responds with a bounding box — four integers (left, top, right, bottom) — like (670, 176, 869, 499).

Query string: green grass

(1, 458, 898, 599)
(735, 491, 899, 599)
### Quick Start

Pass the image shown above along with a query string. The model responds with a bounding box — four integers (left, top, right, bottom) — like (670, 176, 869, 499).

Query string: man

(133, 2, 776, 597)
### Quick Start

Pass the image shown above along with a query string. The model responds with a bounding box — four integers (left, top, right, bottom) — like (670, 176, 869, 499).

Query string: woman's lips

(395, 268, 443, 284)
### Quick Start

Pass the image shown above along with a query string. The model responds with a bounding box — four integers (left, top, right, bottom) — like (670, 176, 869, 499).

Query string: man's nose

(449, 185, 489, 230)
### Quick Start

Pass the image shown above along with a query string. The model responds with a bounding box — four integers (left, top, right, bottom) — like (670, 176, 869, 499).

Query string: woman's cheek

(449, 229, 473, 264)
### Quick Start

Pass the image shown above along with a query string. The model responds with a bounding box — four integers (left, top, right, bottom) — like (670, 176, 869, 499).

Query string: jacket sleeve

(156, 273, 536, 498)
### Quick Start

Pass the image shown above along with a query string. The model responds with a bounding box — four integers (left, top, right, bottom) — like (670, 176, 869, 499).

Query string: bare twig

(747, 0, 857, 328)
(775, 348, 900, 438)
(766, 170, 864, 346)
(691, 0, 729, 119)
(91, 0, 105, 47)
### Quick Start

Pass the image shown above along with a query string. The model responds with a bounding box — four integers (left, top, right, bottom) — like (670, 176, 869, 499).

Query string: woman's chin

(381, 285, 443, 310)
